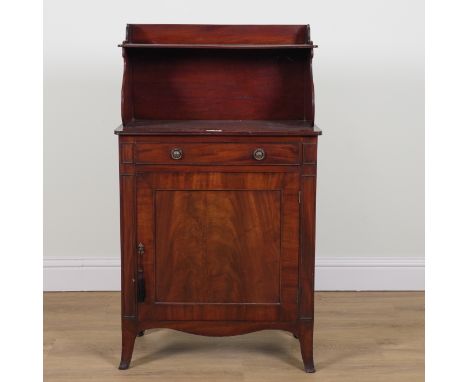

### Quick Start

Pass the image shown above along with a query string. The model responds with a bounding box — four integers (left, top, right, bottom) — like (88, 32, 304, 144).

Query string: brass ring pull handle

(253, 148, 266, 161)
(170, 147, 183, 160)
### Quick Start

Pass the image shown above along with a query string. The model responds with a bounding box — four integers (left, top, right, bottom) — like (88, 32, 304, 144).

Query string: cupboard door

(136, 171, 299, 321)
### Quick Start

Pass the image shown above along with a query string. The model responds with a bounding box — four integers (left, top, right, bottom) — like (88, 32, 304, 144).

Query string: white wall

(44, 0, 424, 290)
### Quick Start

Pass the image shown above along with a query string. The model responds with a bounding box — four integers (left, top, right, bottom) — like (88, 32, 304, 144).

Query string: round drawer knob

(170, 148, 183, 160)
(253, 148, 266, 161)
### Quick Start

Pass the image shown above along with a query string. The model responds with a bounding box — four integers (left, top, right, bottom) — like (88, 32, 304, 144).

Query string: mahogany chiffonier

(115, 24, 322, 373)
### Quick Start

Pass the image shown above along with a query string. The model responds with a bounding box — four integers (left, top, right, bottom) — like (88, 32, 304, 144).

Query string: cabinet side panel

(304, 52, 315, 124)
(279, 185, 300, 321)
(120, 174, 136, 317)
(299, 174, 316, 319)
(121, 48, 133, 125)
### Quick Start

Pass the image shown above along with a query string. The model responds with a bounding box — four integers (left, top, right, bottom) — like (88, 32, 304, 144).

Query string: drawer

(135, 143, 300, 165)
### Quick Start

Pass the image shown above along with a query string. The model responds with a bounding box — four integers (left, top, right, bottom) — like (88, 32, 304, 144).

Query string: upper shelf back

(126, 24, 310, 44)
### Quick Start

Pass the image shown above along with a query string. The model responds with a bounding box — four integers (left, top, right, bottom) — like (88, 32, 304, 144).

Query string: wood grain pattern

(119, 143, 134, 164)
(155, 190, 281, 303)
(135, 142, 300, 165)
(138, 171, 299, 192)
(302, 142, 317, 164)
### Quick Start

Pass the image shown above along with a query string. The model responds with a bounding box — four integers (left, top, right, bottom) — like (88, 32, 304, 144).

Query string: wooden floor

(44, 292, 424, 382)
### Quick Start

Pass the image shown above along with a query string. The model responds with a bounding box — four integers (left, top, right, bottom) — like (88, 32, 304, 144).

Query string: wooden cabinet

(116, 25, 322, 373)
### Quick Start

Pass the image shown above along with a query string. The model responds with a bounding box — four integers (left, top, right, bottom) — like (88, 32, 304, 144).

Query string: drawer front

(135, 143, 300, 165)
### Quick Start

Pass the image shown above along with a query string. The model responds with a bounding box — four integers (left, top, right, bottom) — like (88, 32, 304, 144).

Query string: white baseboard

(314, 257, 424, 291)
(43, 256, 424, 292)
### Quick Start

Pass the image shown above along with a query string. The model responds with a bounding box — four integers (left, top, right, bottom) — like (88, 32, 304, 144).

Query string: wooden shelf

(115, 120, 321, 136)
(119, 24, 316, 126)
(119, 43, 315, 50)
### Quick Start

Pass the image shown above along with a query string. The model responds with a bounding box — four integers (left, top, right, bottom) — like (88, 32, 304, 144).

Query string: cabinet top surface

(115, 120, 321, 136)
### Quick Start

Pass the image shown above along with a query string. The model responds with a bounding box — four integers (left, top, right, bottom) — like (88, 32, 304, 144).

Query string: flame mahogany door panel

(136, 171, 300, 322)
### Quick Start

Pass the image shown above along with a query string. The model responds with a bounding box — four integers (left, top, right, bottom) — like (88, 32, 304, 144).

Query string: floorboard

(44, 291, 424, 382)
